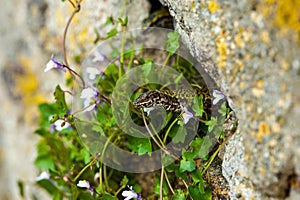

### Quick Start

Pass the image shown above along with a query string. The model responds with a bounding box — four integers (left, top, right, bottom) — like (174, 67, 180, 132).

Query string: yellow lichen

(260, 166, 266, 175)
(256, 79, 264, 88)
(256, 121, 271, 142)
(252, 80, 265, 97)
(191, 1, 197, 13)
(15, 56, 46, 106)
(208, 0, 219, 13)
(276, 0, 300, 32)
(261, 31, 270, 44)
(215, 31, 227, 69)
(260, 0, 300, 41)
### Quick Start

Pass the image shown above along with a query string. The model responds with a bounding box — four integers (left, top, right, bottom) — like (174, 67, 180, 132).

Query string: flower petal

(212, 89, 225, 105)
(77, 180, 91, 189)
(36, 171, 50, 181)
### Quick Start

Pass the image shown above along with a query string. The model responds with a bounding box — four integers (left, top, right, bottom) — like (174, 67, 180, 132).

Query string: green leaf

(188, 185, 201, 199)
(34, 155, 55, 170)
(54, 85, 68, 113)
(172, 126, 187, 143)
(17, 180, 25, 198)
(53, 191, 64, 200)
(154, 175, 169, 195)
(180, 159, 196, 172)
(172, 189, 185, 200)
(205, 117, 217, 132)
(142, 61, 152, 76)
(92, 125, 105, 136)
(38, 103, 57, 118)
(218, 102, 229, 116)
(189, 185, 212, 200)
(35, 140, 55, 170)
(164, 31, 180, 55)
(198, 136, 212, 159)
(106, 28, 118, 39)
(82, 148, 91, 164)
(138, 138, 152, 156)
(118, 16, 128, 26)
(120, 175, 129, 188)
(198, 178, 206, 194)
(188, 137, 203, 159)
(34, 128, 49, 136)
(192, 95, 204, 117)
(191, 169, 202, 184)
(99, 193, 117, 200)
(127, 137, 152, 156)
(105, 16, 114, 25)
(37, 179, 60, 196)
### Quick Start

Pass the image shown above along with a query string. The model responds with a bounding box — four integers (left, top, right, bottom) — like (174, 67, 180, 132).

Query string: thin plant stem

(104, 165, 109, 191)
(182, 179, 189, 190)
(163, 117, 179, 143)
(149, 121, 165, 148)
(160, 165, 164, 200)
(61, 0, 86, 88)
(141, 112, 177, 160)
(159, 53, 171, 80)
(72, 156, 97, 183)
(99, 132, 116, 192)
(164, 170, 174, 194)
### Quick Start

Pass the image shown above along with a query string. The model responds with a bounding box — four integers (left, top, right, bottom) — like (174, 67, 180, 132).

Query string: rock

(160, 0, 300, 199)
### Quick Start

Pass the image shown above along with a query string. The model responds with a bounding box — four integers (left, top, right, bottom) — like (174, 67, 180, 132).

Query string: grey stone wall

(160, 0, 300, 199)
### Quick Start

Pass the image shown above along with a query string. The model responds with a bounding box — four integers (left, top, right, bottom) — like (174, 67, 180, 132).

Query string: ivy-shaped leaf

(192, 95, 204, 117)
(105, 28, 118, 39)
(54, 85, 68, 114)
(205, 117, 217, 132)
(180, 159, 196, 172)
(172, 189, 185, 200)
(198, 136, 212, 159)
(164, 31, 180, 55)
(138, 138, 152, 156)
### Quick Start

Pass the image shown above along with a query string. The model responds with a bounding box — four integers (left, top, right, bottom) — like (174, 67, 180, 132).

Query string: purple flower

(77, 180, 93, 195)
(122, 185, 142, 200)
(44, 54, 66, 72)
(80, 86, 100, 112)
(181, 106, 194, 124)
(212, 89, 225, 105)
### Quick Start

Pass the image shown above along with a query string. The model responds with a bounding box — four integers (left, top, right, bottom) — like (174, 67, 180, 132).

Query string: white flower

(181, 106, 193, 124)
(44, 54, 66, 72)
(92, 50, 106, 63)
(80, 87, 98, 99)
(122, 186, 142, 200)
(53, 119, 70, 131)
(77, 180, 91, 189)
(36, 171, 50, 181)
(87, 67, 101, 80)
(143, 107, 155, 116)
(212, 89, 225, 105)
(77, 180, 93, 195)
(80, 87, 100, 112)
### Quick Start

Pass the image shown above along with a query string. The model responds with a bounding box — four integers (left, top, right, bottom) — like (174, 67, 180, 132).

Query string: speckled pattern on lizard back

(133, 87, 211, 113)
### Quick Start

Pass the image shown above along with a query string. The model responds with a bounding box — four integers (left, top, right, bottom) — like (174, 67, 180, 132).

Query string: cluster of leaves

(31, 2, 231, 200)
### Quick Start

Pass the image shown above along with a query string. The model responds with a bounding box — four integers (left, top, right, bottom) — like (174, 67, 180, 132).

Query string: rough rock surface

(160, 0, 300, 199)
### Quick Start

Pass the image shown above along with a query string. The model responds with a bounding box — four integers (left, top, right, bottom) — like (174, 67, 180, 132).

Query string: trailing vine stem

(62, 0, 86, 88)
